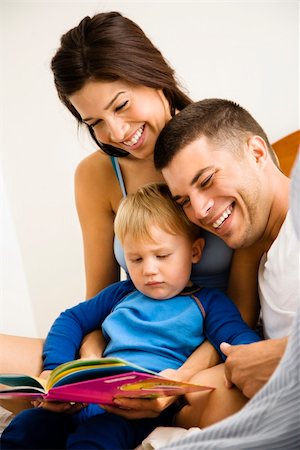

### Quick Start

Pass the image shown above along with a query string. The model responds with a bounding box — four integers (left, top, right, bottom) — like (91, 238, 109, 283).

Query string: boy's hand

(99, 368, 182, 419)
(31, 369, 86, 413)
(100, 396, 175, 419)
(31, 399, 86, 413)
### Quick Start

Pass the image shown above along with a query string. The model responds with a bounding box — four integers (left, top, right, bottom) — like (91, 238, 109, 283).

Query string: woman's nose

(107, 117, 129, 143)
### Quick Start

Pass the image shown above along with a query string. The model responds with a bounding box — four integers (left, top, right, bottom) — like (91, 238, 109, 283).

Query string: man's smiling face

(162, 135, 268, 249)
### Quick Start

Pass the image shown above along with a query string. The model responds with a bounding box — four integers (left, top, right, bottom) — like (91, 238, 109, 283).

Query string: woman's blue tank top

(111, 157, 232, 292)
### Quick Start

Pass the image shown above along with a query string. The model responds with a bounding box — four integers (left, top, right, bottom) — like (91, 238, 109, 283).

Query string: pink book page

(45, 371, 214, 405)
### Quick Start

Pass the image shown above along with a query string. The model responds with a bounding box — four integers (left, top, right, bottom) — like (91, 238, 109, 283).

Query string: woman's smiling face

(69, 80, 172, 160)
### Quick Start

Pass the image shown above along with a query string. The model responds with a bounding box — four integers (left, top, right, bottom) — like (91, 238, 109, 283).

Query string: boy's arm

(200, 288, 262, 361)
(43, 280, 134, 370)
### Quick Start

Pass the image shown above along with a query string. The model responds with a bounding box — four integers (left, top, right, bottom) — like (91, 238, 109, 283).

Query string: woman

(0, 11, 261, 422)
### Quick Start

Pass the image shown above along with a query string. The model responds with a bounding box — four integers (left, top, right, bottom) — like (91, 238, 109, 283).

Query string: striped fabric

(161, 307, 300, 450)
(161, 153, 300, 450)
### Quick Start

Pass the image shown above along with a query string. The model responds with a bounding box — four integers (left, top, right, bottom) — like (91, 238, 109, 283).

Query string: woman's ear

(191, 237, 205, 263)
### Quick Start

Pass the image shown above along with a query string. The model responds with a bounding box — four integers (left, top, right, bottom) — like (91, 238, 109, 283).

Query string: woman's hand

(79, 330, 107, 359)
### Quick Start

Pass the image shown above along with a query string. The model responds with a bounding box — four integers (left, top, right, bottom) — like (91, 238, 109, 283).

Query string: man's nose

(191, 193, 213, 220)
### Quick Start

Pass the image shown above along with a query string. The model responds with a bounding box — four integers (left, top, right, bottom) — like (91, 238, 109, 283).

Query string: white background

(0, 0, 299, 338)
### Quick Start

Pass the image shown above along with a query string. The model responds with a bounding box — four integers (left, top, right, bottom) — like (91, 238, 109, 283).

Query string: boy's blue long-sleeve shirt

(43, 280, 261, 372)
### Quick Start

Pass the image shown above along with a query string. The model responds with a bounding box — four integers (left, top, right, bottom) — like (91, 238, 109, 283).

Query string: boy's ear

(191, 237, 205, 263)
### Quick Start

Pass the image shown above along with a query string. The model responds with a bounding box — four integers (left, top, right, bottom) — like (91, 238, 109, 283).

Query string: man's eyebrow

(83, 91, 125, 122)
(172, 166, 214, 201)
(190, 166, 214, 186)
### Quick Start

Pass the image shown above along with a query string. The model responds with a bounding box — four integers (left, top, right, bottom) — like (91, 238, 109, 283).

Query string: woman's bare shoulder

(75, 151, 121, 211)
(75, 151, 113, 179)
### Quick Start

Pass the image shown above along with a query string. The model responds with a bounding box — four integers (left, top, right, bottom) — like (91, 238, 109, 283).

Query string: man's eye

(116, 101, 128, 112)
(201, 173, 214, 187)
(180, 199, 191, 209)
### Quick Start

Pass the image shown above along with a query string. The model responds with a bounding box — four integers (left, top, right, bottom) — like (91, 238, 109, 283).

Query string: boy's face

(124, 225, 202, 299)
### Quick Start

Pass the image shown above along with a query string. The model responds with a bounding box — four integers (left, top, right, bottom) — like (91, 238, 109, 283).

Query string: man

(154, 99, 299, 399)
(147, 150, 300, 450)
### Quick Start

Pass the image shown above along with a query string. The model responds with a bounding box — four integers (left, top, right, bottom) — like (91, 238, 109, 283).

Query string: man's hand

(220, 337, 287, 398)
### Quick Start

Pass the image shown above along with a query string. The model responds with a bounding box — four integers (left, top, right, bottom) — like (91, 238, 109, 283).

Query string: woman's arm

(0, 334, 44, 413)
(0, 334, 44, 375)
(75, 151, 122, 298)
(75, 152, 123, 357)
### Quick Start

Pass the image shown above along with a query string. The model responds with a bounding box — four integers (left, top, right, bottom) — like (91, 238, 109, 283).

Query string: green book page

(0, 374, 45, 390)
(47, 357, 158, 389)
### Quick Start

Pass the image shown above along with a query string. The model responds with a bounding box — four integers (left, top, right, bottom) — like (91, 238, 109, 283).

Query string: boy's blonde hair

(114, 182, 200, 244)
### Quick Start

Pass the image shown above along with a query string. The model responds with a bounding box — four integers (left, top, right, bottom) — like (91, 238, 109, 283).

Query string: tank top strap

(110, 156, 127, 197)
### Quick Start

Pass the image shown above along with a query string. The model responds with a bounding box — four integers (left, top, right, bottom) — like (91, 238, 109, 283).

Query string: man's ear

(191, 237, 205, 263)
(247, 135, 269, 166)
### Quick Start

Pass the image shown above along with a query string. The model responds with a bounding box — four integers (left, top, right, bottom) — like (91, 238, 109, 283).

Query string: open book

(0, 357, 213, 405)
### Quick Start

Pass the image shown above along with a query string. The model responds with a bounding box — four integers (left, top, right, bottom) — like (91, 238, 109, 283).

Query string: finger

(223, 371, 233, 389)
(31, 400, 42, 408)
(159, 369, 181, 380)
(113, 397, 161, 411)
(101, 404, 158, 420)
(64, 403, 86, 414)
(220, 342, 232, 356)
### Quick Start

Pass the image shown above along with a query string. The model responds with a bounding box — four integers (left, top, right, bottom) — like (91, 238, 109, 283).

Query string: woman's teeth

(212, 206, 232, 229)
(123, 125, 144, 147)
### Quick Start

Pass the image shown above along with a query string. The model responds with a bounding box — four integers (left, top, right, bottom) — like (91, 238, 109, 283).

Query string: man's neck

(263, 171, 290, 252)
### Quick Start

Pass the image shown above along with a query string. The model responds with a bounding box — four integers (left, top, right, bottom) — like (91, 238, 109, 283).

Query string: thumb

(159, 368, 181, 381)
(220, 342, 232, 356)
(220, 342, 234, 389)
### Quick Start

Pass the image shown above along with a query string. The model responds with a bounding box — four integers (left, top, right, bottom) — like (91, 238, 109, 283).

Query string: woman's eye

(90, 119, 102, 129)
(115, 100, 128, 112)
(201, 173, 214, 187)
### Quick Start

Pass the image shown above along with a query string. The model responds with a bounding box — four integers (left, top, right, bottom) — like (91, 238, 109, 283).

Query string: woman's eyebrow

(83, 91, 126, 122)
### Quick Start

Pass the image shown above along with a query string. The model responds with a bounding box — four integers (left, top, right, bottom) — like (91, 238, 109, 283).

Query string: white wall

(0, 0, 299, 338)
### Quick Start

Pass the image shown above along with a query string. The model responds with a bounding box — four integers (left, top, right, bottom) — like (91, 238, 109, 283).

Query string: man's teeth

(212, 206, 232, 229)
(123, 126, 144, 146)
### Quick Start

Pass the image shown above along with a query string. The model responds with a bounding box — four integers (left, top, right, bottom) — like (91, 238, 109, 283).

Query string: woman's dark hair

(51, 11, 191, 157)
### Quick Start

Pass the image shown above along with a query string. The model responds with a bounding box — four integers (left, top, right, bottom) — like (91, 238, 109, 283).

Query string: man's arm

(221, 337, 288, 398)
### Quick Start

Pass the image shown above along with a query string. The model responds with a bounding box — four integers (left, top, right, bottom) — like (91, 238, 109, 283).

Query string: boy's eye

(157, 254, 170, 259)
